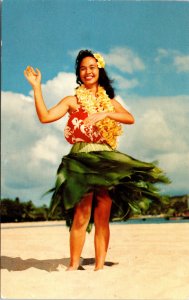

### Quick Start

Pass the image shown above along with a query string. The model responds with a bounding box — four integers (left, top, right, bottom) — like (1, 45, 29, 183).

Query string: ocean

(115, 217, 189, 225)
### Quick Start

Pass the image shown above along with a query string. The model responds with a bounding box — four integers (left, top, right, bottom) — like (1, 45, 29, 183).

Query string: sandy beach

(1, 221, 189, 299)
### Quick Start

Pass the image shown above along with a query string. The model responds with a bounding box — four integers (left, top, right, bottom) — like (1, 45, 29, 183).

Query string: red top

(64, 106, 105, 144)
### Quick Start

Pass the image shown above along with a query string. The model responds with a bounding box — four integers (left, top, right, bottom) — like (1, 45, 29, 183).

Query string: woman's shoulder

(111, 98, 120, 107)
(111, 97, 126, 107)
(59, 95, 77, 106)
(61, 95, 80, 114)
(62, 95, 77, 102)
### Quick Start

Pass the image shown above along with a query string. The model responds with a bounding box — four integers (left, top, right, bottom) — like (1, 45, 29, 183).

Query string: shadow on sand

(1, 256, 119, 272)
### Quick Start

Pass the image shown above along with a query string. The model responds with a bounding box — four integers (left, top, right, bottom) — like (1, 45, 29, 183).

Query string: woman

(24, 50, 169, 271)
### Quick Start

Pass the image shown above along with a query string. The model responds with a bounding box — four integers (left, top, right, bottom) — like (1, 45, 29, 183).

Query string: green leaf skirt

(48, 142, 170, 232)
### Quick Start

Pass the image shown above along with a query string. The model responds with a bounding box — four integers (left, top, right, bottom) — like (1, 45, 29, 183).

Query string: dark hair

(75, 49, 115, 99)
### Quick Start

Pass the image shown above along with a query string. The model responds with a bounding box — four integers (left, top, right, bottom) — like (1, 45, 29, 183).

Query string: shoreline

(1, 216, 189, 230)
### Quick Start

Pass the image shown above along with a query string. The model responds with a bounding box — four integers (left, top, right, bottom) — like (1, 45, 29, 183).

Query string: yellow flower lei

(76, 85, 122, 149)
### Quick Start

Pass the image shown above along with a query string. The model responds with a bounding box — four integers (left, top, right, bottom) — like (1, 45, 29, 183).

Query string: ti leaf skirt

(48, 142, 170, 232)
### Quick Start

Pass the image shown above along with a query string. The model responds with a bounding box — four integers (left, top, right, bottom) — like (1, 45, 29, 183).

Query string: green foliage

(143, 194, 189, 217)
(1, 194, 188, 223)
(0, 197, 61, 223)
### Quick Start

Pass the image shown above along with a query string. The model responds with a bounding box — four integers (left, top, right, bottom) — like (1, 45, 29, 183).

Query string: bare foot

(66, 266, 78, 271)
(94, 267, 103, 271)
(66, 265, 85, 271)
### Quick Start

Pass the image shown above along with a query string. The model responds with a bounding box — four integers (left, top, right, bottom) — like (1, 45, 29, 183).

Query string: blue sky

(3, 0, 189, 96)
(2, 0, 189, 205)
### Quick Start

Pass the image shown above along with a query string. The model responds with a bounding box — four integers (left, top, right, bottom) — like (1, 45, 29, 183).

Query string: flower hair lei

(76, 85, 122, 149)
(93, 53, 105, 68)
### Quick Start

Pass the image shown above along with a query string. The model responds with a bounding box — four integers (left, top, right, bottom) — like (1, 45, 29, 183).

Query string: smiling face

(79, 56, 99, 87)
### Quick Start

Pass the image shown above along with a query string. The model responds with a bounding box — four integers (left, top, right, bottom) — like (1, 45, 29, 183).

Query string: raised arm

(24, 66, 71, 123)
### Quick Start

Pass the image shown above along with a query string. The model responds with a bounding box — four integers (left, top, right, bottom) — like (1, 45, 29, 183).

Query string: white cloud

(137, 109, 173, 151)
(1, 91, 61, 194)
(118, 95, 189, 195)
(103, 47, 145, 73)
(173, 55, 189, 72)
(31, 135, 63, 165)
(121, 95, 189, 154)
(157, 48, 169, 56)
(112, 73, 139, 90)
(157, 152, 189, 174)
(155, 48, 189, 73)
(156, 152, 189, 195)
(1, 71, 76, 204)
(155, 48, 169, 63)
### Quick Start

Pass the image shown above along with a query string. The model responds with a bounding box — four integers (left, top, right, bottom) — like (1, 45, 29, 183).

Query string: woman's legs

(94, 189, 112, 271)
(68, 192, 93, 270)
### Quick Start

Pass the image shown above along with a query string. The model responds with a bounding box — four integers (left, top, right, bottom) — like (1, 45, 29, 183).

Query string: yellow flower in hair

(93, 53, 105, 68)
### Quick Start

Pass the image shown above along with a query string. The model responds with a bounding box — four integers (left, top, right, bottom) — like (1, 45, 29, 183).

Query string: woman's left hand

(84, 112, 107, 125)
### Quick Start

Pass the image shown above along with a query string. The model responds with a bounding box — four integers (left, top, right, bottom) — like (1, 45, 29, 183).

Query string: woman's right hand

(24, 66, 42, 89)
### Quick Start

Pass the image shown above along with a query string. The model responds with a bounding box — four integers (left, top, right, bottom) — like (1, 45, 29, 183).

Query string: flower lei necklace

(76, 85, 122, 149)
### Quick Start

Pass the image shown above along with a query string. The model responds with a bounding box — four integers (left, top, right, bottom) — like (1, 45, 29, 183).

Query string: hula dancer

(24, 50, 169, 271)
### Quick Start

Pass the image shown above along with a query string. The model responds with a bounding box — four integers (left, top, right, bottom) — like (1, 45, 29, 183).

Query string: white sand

(1, 221, 189, 299)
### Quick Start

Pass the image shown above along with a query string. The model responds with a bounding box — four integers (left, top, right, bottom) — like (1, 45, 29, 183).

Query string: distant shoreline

(1, 216, 189, 230)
